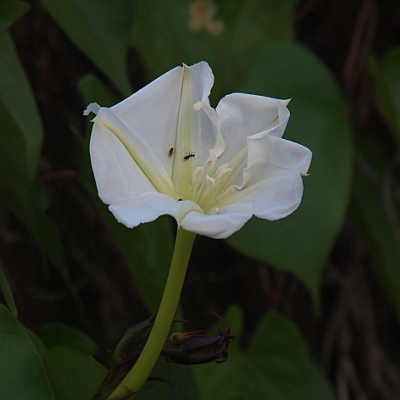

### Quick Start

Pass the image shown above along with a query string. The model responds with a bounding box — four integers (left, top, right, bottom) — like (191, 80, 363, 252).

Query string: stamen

(215, 164, 233, 180)
(191, 167, 204, 184)
(205, 175, 215, 187)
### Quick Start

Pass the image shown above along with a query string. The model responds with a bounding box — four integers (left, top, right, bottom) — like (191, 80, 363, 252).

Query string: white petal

(215, 93, 290, 163)
(90, 120, 156, 205)
(83, 102, 100, 116)
(93, 107, 175, 195)
(109, 193, 205, 230)
(180, 203, 253, 239)
(244, 174, 306, 220)
(97, 66, 184, 178)
(109, 193, 180, 228)
(244, 134, 312, 187)
(218, 135, 312, 220)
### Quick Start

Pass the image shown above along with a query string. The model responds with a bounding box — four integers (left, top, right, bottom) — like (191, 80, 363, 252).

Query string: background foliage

(0, 0, 400, 399)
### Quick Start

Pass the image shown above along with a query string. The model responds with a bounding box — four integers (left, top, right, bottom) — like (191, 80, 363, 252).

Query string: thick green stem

(108, 228, 196, 400)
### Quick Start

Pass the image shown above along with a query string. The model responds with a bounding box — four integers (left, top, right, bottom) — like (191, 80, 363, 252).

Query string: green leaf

(0, 304, 55, 400)
(78, 74, 174, 312)
(39, 323, 99, 357)
(40, 0, 135, 96)
(0, 34, 72, 304)
(0, 0, 30, 33)
(26, 329, 47, 357)
(299, 362, 336, 400)
(0, 32, 43, 183)
(9, 195, 71, 288)
(131, 0, 299, 97)
(370, 47, 400, 146)
(0, 98, 31, 197)
(194, 308, 309, 400)
(350, 132, 400, 319)
(228, 42, 353, 311)
(43, 346, 107, 400)
(0, 258, 17, 318)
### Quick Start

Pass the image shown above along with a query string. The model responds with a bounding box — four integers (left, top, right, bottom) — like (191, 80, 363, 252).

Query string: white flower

(85, 62, 312, 239)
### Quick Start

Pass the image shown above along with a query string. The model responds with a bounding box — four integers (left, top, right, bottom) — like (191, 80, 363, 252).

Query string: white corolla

(85, 61, 312, 239)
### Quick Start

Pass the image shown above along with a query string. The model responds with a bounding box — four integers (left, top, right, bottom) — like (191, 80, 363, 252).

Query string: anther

(205, 175, 215, 187)
(192, 167, 204, 183)
(215, 164, 233, 180)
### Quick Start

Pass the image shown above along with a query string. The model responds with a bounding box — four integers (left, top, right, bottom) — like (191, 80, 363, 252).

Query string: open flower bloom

(85, 62, 312, 239)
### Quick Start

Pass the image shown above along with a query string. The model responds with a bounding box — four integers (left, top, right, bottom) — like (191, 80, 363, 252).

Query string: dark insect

(183, 152, 195, 160)
(168, 147, 174, 157)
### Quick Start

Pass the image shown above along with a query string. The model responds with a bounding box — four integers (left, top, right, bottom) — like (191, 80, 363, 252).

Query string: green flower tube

(108, 228, 196, 399)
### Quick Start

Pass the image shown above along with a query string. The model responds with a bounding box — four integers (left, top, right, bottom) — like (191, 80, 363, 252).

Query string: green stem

(108, 228, 197, 399)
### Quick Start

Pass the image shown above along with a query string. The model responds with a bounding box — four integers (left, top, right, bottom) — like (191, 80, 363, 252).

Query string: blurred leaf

(0, 83, 71, 303)
(228, 42, 353, 311)
(0, 32, 43, 182)
(370, 47, 400, 146)
(78, 74, 174, 312)
(0, 304, 55, 400)
(26, 329, 47, 357)
(40, 323, 99, 357)
(0, 259, 17, 318)
(40, 0, 135, 96)
(8, 195, 71, 287)
(298, 362, 336, 400)
(0, 98, 31, 197)
(0, 0, 30, 33)
(194, 307, 309, 400)
(43, 346, 107, 400)
(0, 32, 72, 300)
(350, 132, 400, 319)
(131, 0, 298, 97)
(79, 73, 119, 109)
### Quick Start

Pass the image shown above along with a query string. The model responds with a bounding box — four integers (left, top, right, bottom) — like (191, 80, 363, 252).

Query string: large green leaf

(350, 130, 400, 319)
(8, 194, 71, 287)
(0, 32, 43, 183)
(370, 47, 400, 146)
(299, 362, 336, 400)
(0, 259, 17, 318)
(194, 307, 309, 400)
(0, 304, 55, 400)
(0, 0, 30, 33)
(0, 98, 31, 198)
(39, 323, 99, 357)
(131, 0, 299, 98)
(40, 0, 135, 96)
(43, 346, 107, 400)
(228, 42, 353, 310)
(0, 32, 71, 290)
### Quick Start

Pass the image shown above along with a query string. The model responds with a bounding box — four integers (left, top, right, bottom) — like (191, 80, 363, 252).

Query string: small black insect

(168, 147, 174, 157)
(183, 152, 195, 160)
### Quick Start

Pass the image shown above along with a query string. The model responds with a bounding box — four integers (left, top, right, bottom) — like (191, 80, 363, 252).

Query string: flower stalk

(108, 228, 197, 400)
